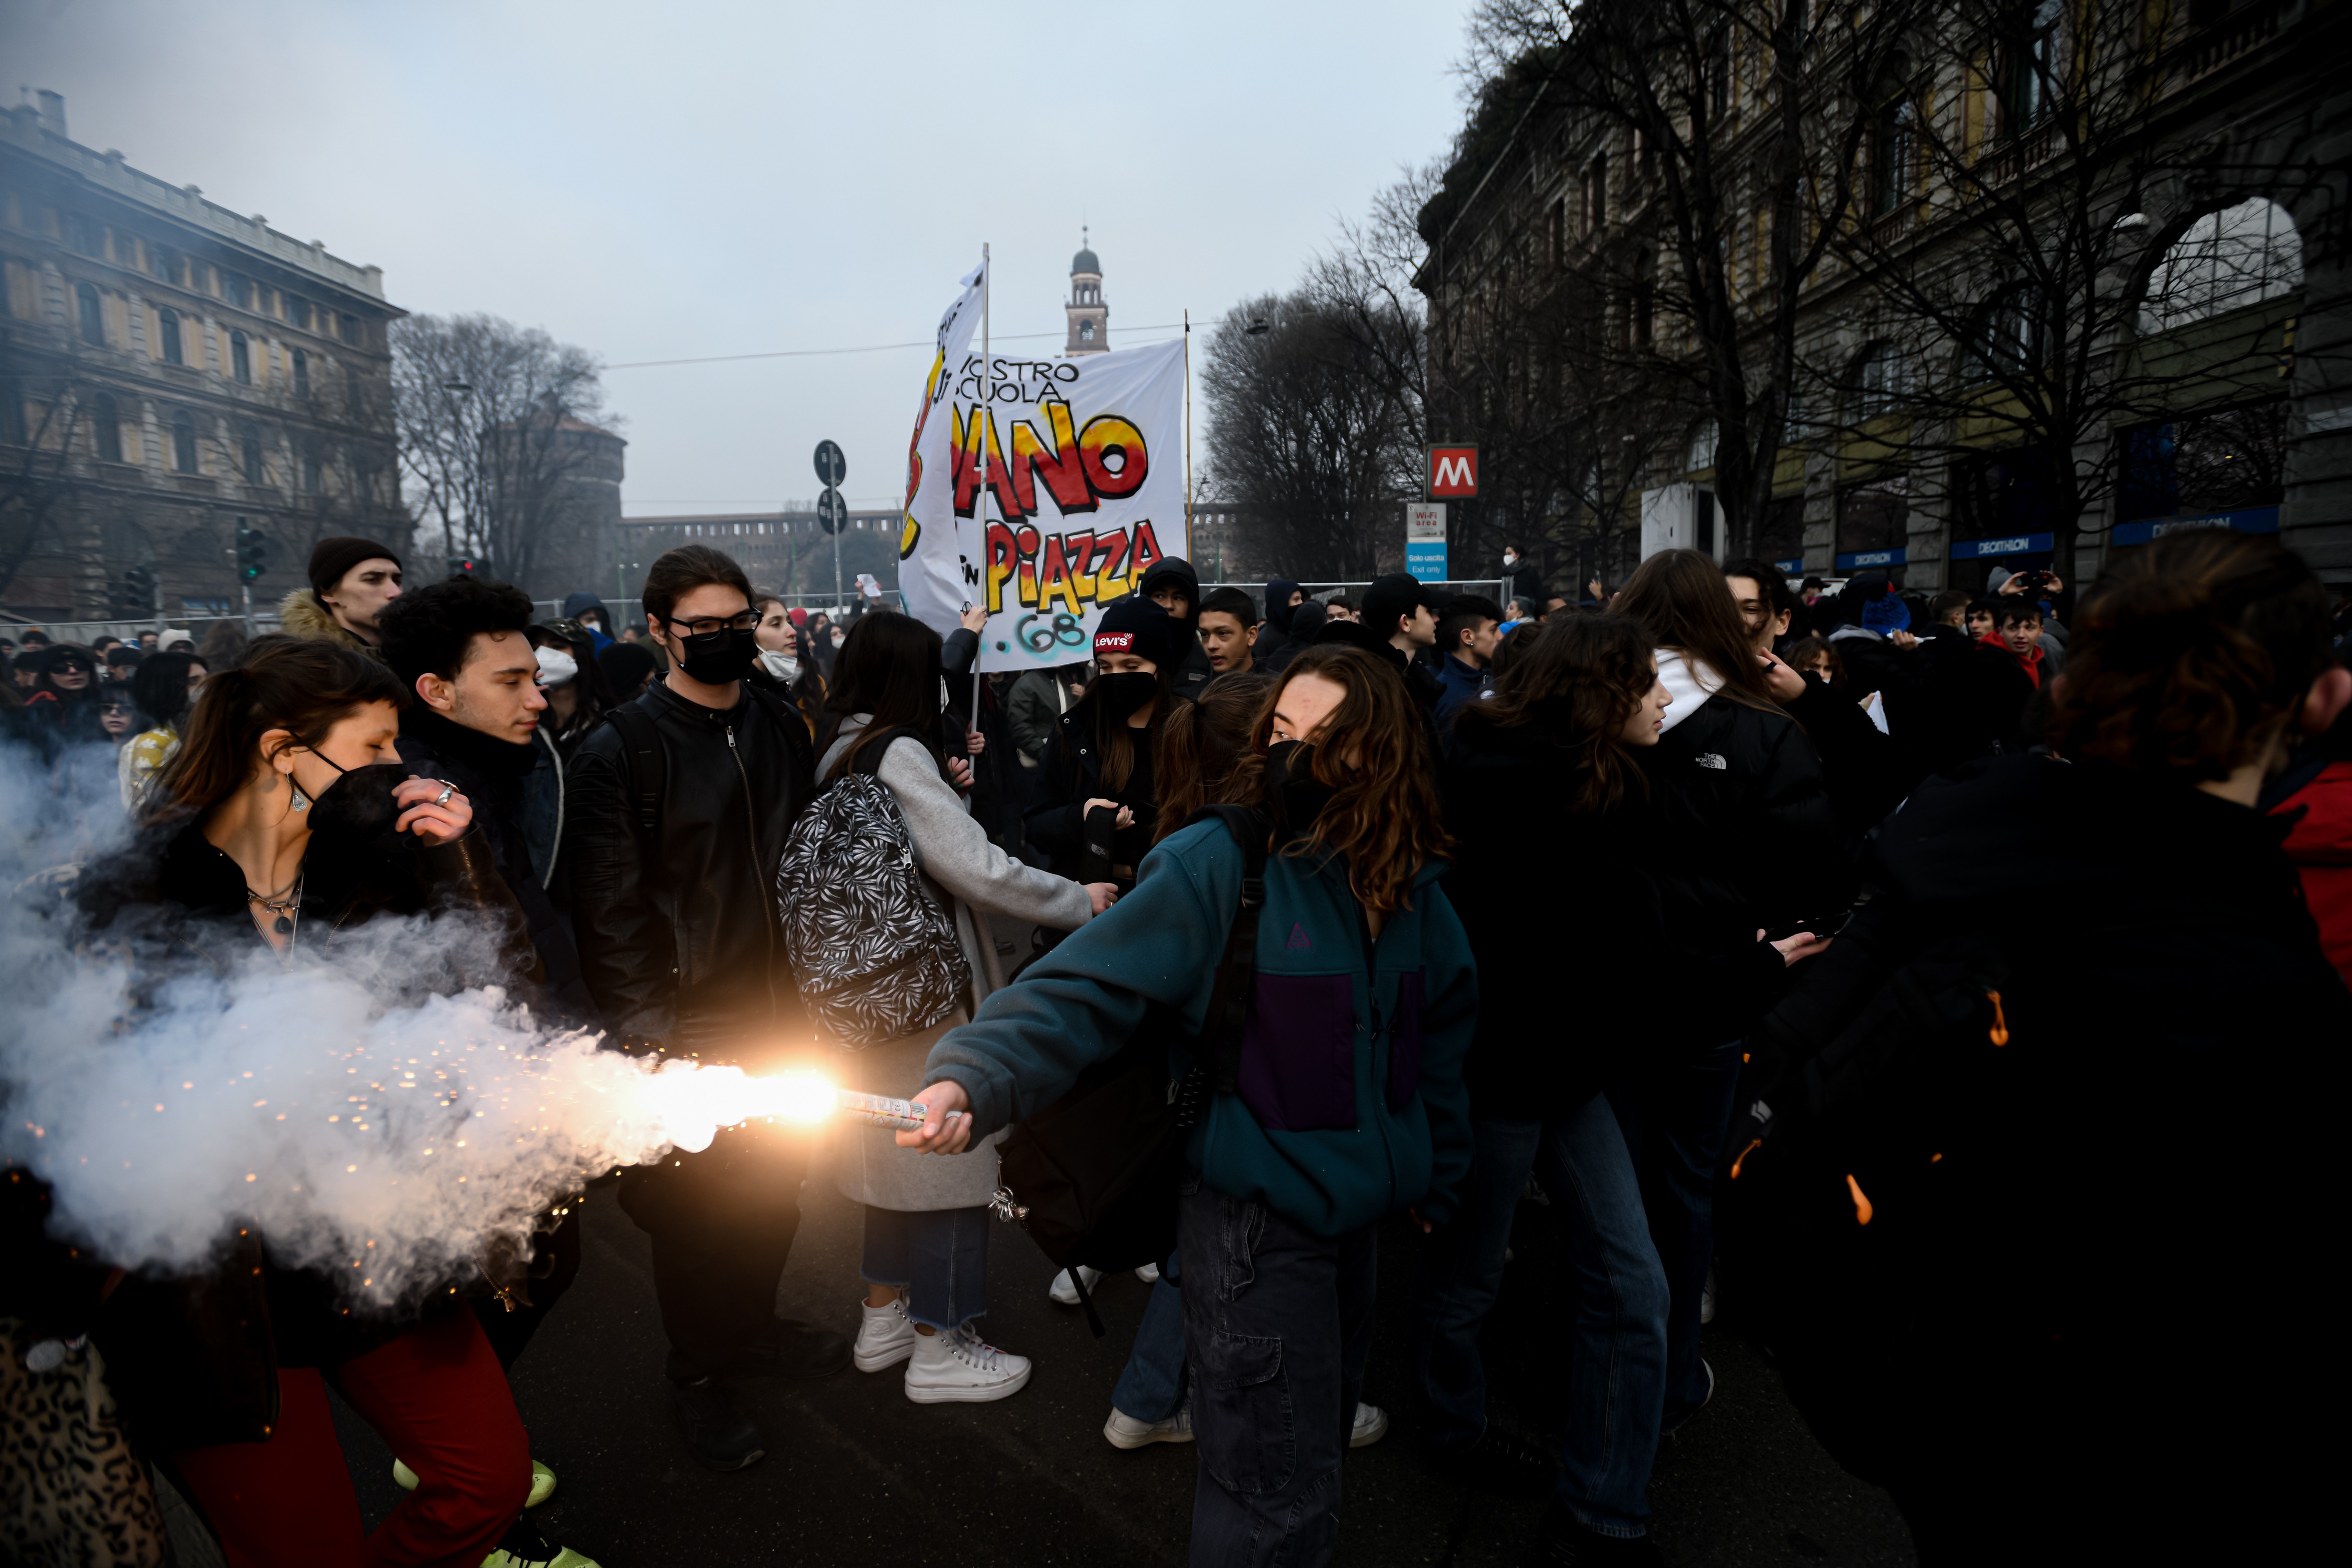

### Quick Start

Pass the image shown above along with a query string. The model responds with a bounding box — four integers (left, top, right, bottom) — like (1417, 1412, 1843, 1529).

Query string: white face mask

(535, 647, 579, 687)
(830, 629, 846, 649)
(1503, 552, 1518, 567)
(759, 647, 801, 684)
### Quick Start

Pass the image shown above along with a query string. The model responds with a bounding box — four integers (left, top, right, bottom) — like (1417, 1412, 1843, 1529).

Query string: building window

(343, 363, 362, 417)
(151, 244, 179, 284)
(2001, 1, 2061, 133)
(231, 330, 251, 383)
(338, 312, 360, 345)
(172, 409, 197, 473)
(1581, 154, 1607, 236)
(156, 305, 184, 365)
(1871, 96, 1915, 217)
(2138, 197, 2303, 335)
(285, 292, 310, 331)
(240, 421, 264, 485)
(301, 444, 321, 493)
(1632, 259, 1655, 347)
(1855, 340, 1910, 418)
(67, 213, 100, 256)
(77, 282, 105, 344)
(222, 270, 251, 309)
(293, 348, 309, 399)
(93, 393, 122, 462)
(1079, 319, 1094, 343)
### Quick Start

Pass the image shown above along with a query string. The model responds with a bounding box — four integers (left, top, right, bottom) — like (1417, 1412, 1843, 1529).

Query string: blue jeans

(1180, 1180, 1375, 1568)
(1411, 1096, 1668, 1537)
(1111, 1250, 1187, 1422)
(860, 1205, 989, 1332)
(1610, 1039, 1744, 1429)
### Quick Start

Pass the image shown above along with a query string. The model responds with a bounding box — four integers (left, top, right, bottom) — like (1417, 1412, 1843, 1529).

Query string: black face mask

(673, 625, 759, 686)
(1265, 740, 1336, 830)
(1091, 672, 1159, 724)
(305, 760, 412, 844)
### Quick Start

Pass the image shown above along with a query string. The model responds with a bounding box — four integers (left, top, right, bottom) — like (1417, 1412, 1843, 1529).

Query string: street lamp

(1245, 318, 1271, 336)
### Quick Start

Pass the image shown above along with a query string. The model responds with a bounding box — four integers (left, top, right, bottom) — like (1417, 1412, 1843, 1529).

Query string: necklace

(247, 873, 304, 939)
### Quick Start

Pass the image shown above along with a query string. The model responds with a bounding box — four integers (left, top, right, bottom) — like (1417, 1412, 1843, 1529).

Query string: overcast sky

(6, 0, 1471, 517)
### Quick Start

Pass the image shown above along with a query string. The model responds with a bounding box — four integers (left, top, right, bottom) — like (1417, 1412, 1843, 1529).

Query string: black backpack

(990, 804, 1269, 1335)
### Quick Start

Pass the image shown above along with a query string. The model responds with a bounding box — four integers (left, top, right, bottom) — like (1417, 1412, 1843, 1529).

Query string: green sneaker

(391, 1457, 557, 1508)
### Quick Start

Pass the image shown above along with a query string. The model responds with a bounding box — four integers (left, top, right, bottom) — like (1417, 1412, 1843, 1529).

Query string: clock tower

(1065, 228, 1108, 355)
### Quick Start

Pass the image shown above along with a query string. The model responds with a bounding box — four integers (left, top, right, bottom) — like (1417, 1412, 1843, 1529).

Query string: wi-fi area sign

(1426, 445, 1479, 499)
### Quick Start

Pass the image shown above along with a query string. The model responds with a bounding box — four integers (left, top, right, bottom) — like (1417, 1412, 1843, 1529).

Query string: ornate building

(0, 91, 408, 626)
(1065, 229, 1108, 355)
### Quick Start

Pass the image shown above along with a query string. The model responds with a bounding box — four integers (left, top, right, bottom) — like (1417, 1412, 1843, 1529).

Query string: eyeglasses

(668, 610, 760, 638)
(100, 702, 132, 717)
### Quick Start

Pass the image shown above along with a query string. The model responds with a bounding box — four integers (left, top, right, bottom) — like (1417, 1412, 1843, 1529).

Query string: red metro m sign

(1427, 445, 1479, 499)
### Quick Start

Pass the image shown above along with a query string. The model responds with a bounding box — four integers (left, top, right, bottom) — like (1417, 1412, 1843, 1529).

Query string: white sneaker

(904, 1323, 1032, 1404)
(1135, 1262, 1161, 1284)
(853, 1296, 916, 1373)
(1103, 1403, 1193, 1448)
(1048, 1265, 1102, 1306)
(1349, 1401, 1391, 1449)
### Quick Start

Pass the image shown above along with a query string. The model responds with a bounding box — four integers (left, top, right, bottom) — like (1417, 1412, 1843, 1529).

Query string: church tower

(1065, 228, 1108, 355)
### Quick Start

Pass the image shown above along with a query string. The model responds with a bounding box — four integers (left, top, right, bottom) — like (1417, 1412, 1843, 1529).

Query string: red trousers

(172, 1307, 529, 1568)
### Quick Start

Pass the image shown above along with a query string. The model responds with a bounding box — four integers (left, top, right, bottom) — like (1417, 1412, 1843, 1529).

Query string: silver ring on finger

(434, 785, 454, 806)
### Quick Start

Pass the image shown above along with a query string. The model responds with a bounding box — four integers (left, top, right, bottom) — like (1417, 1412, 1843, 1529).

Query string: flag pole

(972, 243, 989, 739)
(1183, 310, 1193, 545)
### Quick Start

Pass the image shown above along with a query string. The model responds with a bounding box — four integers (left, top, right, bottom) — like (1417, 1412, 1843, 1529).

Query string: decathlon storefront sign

(2108, 505, 2279, 547)
(898, 262, 1189, 674)
(1950, 532, 2055, 561)
(1834, 547, 1908, 571)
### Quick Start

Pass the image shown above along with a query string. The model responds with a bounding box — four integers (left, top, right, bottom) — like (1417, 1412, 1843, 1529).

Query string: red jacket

(2274, 759, 2352, 991)
(1977, 631, 2045, 689)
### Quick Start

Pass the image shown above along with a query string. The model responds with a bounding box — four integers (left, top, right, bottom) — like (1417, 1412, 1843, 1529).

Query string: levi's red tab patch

(1094, 630, 1135, 653)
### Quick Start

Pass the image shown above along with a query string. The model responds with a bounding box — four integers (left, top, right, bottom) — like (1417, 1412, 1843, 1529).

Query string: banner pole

(1184, 309, 1193, 543)
(972, 243, 989, 736)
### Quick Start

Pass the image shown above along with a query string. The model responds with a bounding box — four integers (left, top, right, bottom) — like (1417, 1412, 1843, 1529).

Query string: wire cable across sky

(603, 321, 1210, 371)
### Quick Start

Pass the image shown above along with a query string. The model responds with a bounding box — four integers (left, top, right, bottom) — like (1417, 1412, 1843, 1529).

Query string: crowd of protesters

(5, 524, 2349, 1568)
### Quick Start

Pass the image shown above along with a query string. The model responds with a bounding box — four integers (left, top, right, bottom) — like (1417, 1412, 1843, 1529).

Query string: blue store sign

(1834, 547, 1908, 571)
(2109, 505, 2279, 547)
(1950, 532, 2055, 561)
(1772, 557, 1804, 575)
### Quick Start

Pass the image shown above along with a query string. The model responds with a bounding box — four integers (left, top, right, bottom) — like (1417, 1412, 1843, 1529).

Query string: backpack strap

(1185, 804, 1271, 1096)
(601, 702, 666, 837)
(845, 724, 930, 780)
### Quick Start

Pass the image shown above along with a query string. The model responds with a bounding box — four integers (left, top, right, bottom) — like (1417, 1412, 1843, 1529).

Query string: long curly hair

(1456, 613, 1659, 815)
(2048, 533, 2334, 779)
(1225, 644, 1451, 916)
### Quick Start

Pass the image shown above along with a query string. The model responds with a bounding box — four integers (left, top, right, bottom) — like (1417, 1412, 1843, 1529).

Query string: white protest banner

(900, 327, 1188, 674)
(895, 263, 986, 631)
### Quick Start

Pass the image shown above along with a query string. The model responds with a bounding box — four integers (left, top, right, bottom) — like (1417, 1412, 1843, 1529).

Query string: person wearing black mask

(564, 544, 846, 1472)
(1139, 557, 1214, 699)
(1264, 598, 1328, 676)
(22, 642, 109, 753)
(53, 635, 585, 1568)
(1024, 597, 1179, 891)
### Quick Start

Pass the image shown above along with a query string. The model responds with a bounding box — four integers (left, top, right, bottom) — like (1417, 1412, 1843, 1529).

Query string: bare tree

(1802, 0, 2322, 580)
(1457, 0, 1912, 559)
(0, 377, 89, 603)
(1199, 291, 1424, 578)
(391, 314, 617, 590)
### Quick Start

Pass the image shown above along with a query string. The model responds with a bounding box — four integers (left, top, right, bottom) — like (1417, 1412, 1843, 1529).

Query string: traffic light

(236, 525, 267, 583)
(116, 563, 158, 614)
(447, 556, 483, 578)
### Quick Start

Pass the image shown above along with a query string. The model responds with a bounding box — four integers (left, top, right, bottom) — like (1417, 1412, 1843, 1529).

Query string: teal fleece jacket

(924, 817, 1478, 1237)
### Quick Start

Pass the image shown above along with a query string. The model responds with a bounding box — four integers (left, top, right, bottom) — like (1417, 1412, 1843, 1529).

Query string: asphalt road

(313, 1161, 1918, 1568)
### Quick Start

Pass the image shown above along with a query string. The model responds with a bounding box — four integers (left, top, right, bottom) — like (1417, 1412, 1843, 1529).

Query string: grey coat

(819, 714, 1092, 1210)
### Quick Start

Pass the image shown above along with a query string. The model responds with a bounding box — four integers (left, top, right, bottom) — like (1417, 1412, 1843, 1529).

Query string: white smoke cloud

(0, 736, 811, 1306)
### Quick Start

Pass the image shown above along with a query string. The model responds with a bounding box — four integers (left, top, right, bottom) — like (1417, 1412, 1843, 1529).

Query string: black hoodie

(1138, 556, 1213, 700)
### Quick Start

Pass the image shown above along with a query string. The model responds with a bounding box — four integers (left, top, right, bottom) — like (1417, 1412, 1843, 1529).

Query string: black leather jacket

(564, 678, 816, 1066)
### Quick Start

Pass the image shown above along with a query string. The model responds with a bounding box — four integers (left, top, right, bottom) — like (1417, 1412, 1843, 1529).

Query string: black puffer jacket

(565, 679, 816, 1065)
(1640, 688, 1847, 1051)
(1442, 710, 1785, 1113)
(1730, 755, 2348, 1552)
(1025, 699, 1158, 883)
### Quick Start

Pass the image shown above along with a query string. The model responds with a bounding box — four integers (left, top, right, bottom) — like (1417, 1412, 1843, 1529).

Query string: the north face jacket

(925, 816, 1477, 1237)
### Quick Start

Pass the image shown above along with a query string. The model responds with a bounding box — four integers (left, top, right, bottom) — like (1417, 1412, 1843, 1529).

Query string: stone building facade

(0, 93, 408, 625)
(1415, 1, 2351, 591)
